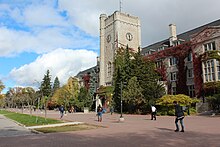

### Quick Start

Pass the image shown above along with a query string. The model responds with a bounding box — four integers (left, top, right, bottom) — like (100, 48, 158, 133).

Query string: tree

(113, 46, 165, 113)
(41, 70, 52, 97)
(132, 47, 164, 104)
(157, 94, 199, 106)
(156, 94, 200, 115)
(22, 87, 36, 115)
(40, 70, 52, 118)
(52, 76, 60, 93)
(0, 80, 5, 93)
(206, 94, 220, 111)
(123, 76, 144, 113)
(0, 80, 5, 107)
(113, 48, 125, 111)
(78, 87, 92, 110)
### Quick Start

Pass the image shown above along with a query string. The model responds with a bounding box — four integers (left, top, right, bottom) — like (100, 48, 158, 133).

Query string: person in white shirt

(151, 105, 157, 120)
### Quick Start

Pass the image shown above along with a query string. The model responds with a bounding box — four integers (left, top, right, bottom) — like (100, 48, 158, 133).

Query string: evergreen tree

(78, 87, 92, 109)
(123, 76, 144, 113)
(41, 70, 52, 97)
(113, 46, 165, 113)
(121, 45, 132, 83)
(53, 76, 60, 93)
(131, 47, 165, 104)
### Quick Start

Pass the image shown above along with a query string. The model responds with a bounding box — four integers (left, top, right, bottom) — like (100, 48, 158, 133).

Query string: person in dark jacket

(173, 101, 185, 132)
(59, 105, 64, 119)
(97, 104, 103, 122)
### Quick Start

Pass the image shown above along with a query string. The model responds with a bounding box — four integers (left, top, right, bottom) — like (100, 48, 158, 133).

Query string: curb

(26, 122, 85, 129)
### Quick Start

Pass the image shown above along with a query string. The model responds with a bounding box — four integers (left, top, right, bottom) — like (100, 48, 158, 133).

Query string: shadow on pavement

(156, 127, 174, 132)
(0, 129, 219, 147)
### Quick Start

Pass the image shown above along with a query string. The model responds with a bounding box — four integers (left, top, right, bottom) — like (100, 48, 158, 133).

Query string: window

(171, 72, 177, 81)
(172, 87, 176, 95)
(204, 42, 216, 52)
(157, 46, 164, 52)
(204, 59, 215, 82)
(217, 60, 220, 80)
(187, 69, 194, 78)
(187, 52, 192, 62)
(107, 62, 112, 77)
(156, 60, 163, 68)
(169, 57, 177, 66)
(188, 85, 195, 97)
(173, 41, 180, 46)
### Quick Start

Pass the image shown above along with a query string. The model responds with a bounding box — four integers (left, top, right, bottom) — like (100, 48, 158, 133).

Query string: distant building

(75, 65, 99, 96)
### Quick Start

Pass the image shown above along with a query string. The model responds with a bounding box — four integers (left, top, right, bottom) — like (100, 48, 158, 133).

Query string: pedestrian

(173, 101, 185, 132)
(59, 105, 64, 119)
(97, 104, 103, 122)
(110, 106, 114, 115)
(69, 106, 74, 113)
(151, 105, 157, 120)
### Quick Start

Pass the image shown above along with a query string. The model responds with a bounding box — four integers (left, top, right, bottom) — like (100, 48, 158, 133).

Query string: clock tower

(99, 11, 141, 86)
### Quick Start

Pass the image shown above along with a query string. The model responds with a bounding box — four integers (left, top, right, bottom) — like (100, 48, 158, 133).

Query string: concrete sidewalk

(0, 114, 33, 137)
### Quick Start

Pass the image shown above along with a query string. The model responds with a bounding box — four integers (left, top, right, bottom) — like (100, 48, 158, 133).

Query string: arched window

(107, 62, 112, 77)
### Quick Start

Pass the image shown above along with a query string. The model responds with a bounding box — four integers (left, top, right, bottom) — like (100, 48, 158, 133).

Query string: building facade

(99, 11, 141, 86)
(142, 20, 220, 98)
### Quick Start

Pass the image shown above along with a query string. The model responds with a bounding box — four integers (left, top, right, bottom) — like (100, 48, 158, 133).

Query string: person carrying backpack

(173, 101, 185, 132)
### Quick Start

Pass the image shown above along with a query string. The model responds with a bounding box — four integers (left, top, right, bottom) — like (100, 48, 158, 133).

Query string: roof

(142, 19, 220, 54)
(75, 66, 97, 79)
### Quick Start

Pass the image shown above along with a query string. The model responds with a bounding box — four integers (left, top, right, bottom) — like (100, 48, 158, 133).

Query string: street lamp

(34, 80, 42, 123)
(119, 81, 125, 122)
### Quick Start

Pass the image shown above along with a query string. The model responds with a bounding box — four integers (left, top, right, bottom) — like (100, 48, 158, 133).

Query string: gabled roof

(142, 19, 220, 54)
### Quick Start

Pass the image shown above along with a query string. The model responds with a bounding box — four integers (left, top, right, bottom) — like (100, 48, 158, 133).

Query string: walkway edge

(26, 122, 85, 129)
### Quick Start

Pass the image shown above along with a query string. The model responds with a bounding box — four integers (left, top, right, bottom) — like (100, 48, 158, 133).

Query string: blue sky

(0, 0, 220, 93)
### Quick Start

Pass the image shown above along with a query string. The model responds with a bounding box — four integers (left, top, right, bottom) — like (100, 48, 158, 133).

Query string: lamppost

(34, 80, 42, 123)
(119, 80, 125, 122)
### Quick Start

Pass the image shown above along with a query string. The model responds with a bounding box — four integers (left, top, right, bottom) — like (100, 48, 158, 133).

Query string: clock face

(126, 32, 133, 41)
(107, 34, 111, 43)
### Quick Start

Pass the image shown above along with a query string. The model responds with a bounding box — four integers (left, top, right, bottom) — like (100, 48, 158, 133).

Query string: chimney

(169, 24, 177, 46)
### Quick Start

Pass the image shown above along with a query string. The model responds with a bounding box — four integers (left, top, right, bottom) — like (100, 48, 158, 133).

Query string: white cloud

(0, 26, 98, 57)
(22, 3, 67, 27)
(58, 0, 220, 46)
(0, 1, 99, 57)
(9, 48, 98, 86)
(58, 0, 118, 36)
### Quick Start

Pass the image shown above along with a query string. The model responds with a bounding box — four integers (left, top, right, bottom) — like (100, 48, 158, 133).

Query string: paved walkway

(0, 109, 220, 147)
(0, 114, 33, 137)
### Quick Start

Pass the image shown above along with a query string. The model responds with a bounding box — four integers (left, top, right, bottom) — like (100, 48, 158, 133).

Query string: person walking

(110, 106, 114, 115)
(173, 101, 185, 132)
(59, 105, 64, 119)
(151, 105, 157, 120)
(97, 104, 103, 122)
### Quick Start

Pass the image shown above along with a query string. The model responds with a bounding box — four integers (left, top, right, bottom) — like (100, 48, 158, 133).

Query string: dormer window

(204, 42, 216, 52)
(157, 46, 164, 52)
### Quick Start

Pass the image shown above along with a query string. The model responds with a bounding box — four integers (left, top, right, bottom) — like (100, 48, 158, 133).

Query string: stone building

(76, 10, 220, 100)
(142, 19, 220, 98)
(99, 11, 141, 86)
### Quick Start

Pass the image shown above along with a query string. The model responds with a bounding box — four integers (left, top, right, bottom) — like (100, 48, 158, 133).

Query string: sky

(0, 0, 220, 93)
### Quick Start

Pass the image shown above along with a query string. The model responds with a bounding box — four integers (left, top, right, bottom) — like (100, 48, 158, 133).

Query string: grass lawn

(0, 109, 63, 127)
(35, 124, 102, 133)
